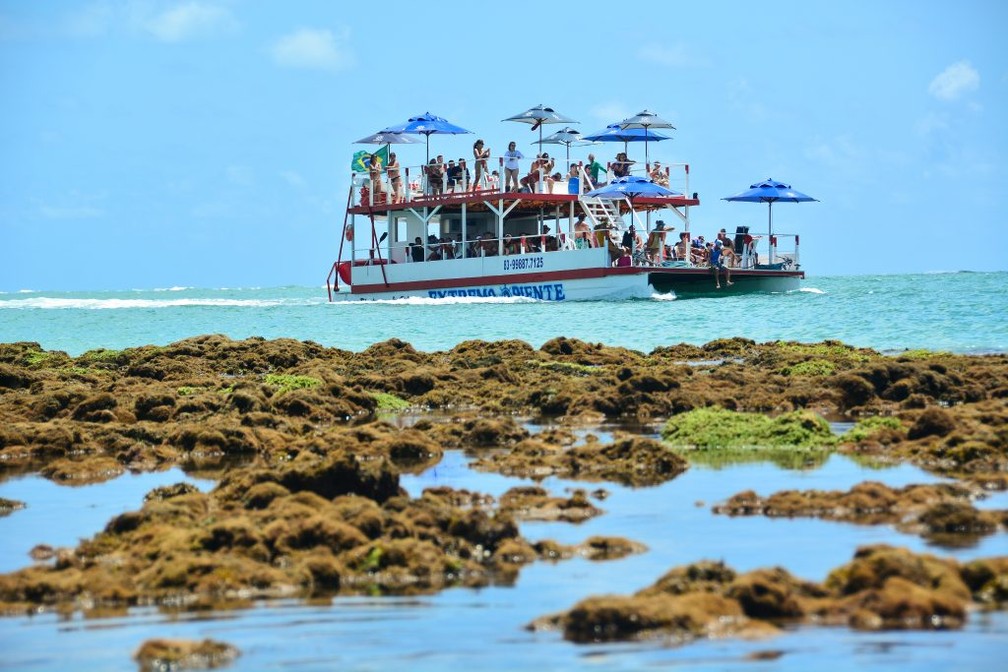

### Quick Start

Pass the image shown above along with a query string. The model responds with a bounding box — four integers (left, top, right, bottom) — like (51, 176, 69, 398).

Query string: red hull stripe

(350, 267, 802, 294)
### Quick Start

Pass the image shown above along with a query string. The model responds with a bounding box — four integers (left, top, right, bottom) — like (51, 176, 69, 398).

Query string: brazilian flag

(351, 145, 389, 173)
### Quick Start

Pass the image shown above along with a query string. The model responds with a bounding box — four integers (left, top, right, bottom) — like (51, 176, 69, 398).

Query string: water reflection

(2, 436, 1008, 671)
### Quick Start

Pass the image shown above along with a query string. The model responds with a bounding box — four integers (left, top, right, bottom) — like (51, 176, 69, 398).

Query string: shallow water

(2, 272, 1006, 669)
(2, 451, 1007, 671)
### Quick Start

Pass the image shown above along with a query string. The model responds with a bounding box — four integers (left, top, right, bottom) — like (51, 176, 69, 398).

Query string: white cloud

(226, 164, 254, 187)
(62, 2, 115, 38)
(280, 170, 306, 188)
(271, 28, 354, 72)
(144, 2, 236, 43)
(915, 112, 949, 137)
(36, 191, 106, 220)
(39, 204, 104, 219)
(588, 102, 633, 125)
(928, 60, 979, 102)
(637, 43, 703, 68)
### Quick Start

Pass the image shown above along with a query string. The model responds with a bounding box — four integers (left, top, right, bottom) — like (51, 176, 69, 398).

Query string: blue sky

(1, 1, 1005, 291)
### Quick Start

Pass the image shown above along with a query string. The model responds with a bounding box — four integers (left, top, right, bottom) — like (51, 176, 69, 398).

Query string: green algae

(662, 407, 837, 449)
(658, 408, 836, 469)
(781, 359, 836, 377)
(262, 374, 321, 394)
(678, 446, 831, 470)
(841, 416, 904, 443)
(533, 360, 600, 376)
(776, 340, 872, 364)
(371, 391, 410, 411)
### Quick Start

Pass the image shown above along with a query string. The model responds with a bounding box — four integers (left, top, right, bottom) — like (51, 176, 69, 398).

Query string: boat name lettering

(426, 283, 566, 301)
(503, 256, 544, 272)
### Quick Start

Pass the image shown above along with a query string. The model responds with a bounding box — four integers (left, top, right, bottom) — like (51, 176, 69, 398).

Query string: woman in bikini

(387, 152, 402, 203)
(472, 139, 491, 191)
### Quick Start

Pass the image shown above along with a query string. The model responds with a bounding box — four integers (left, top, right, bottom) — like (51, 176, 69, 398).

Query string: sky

(1, 0, 1005, 291)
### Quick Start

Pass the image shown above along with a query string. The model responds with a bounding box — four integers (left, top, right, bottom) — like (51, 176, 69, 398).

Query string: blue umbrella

(586, 175, 681, 202)
(722, 178, 817, 240)
(585, 176, 681, 251)
(382, 112, 472, 163)
(580, 123, 672, 155)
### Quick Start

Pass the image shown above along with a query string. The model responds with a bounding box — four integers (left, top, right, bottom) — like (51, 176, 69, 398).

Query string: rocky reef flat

(0, 335, 1006, 657)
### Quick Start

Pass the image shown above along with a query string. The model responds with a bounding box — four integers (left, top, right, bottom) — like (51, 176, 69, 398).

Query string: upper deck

(347, 160, 700, 217)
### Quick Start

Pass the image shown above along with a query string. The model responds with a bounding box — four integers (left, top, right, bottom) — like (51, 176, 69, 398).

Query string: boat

(326, 127, 805, 302)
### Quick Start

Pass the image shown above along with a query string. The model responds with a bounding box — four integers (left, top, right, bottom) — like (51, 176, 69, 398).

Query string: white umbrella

(504, 104, 578, 153)
(619, 109, 675, 166)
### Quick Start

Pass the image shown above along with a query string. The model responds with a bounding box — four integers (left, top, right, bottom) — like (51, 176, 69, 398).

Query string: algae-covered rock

(134, 638, 238, 670)
(662, 407, 836, 449)
(536, 545, 1005, 644)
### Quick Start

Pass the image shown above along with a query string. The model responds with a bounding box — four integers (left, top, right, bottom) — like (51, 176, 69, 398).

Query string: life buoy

(344, 224, 354, 242)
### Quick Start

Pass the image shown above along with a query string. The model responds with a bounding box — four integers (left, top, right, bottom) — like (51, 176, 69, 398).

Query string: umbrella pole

(768, 201, 775, 266)
(644, 127, 649, 168)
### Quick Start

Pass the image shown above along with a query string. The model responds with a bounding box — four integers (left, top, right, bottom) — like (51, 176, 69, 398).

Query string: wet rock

(0, 497, 25, 517)
(134, 637, 239, 671)
(498, 486, 603, 523)
(537, 545, 1002, 644)
(712, 481, 1006, 545)
(474, 434, 687, 486)
(908, 407, 956, 439)
(575, 536, 647, 561)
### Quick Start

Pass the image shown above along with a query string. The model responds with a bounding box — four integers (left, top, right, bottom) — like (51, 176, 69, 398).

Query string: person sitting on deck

(585, 153, 607, 189)
(673, 231, 691, 261)
(502, 233, 521, 255)
(426, 159, 444, 195)
(710, 239, 734, 289)
(519, 155, 540, 192)
(410, 236, 425, 262)
(614, 246, 632, 267)
(426, 234, 442, 261)
(456, 158, 471, 191)
(690, 238, 709, 266)
(649, 160, 669, 187)
(541, 224, 559, 252)
(480, 233, 499, 256)
(573, 213, 593, 249)
(445, 159, 459, 191)
(439, 237, 456, 260)
(539, 153, 556, 191)
(611, 152, 633, 178)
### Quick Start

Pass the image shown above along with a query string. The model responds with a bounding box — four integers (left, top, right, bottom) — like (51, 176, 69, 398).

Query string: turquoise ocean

(1, 271, 1007, 671)
(1, 272, 1006, 356)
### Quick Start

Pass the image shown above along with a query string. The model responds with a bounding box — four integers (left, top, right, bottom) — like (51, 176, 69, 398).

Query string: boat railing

(349, 159, 695, 208)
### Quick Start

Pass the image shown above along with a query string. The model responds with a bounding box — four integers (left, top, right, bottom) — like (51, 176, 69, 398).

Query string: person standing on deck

(473, 139, 491, 190)
(387, 152, 403, 203)
(368, 153, 384, 199)
(503, 141, 523, 192)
